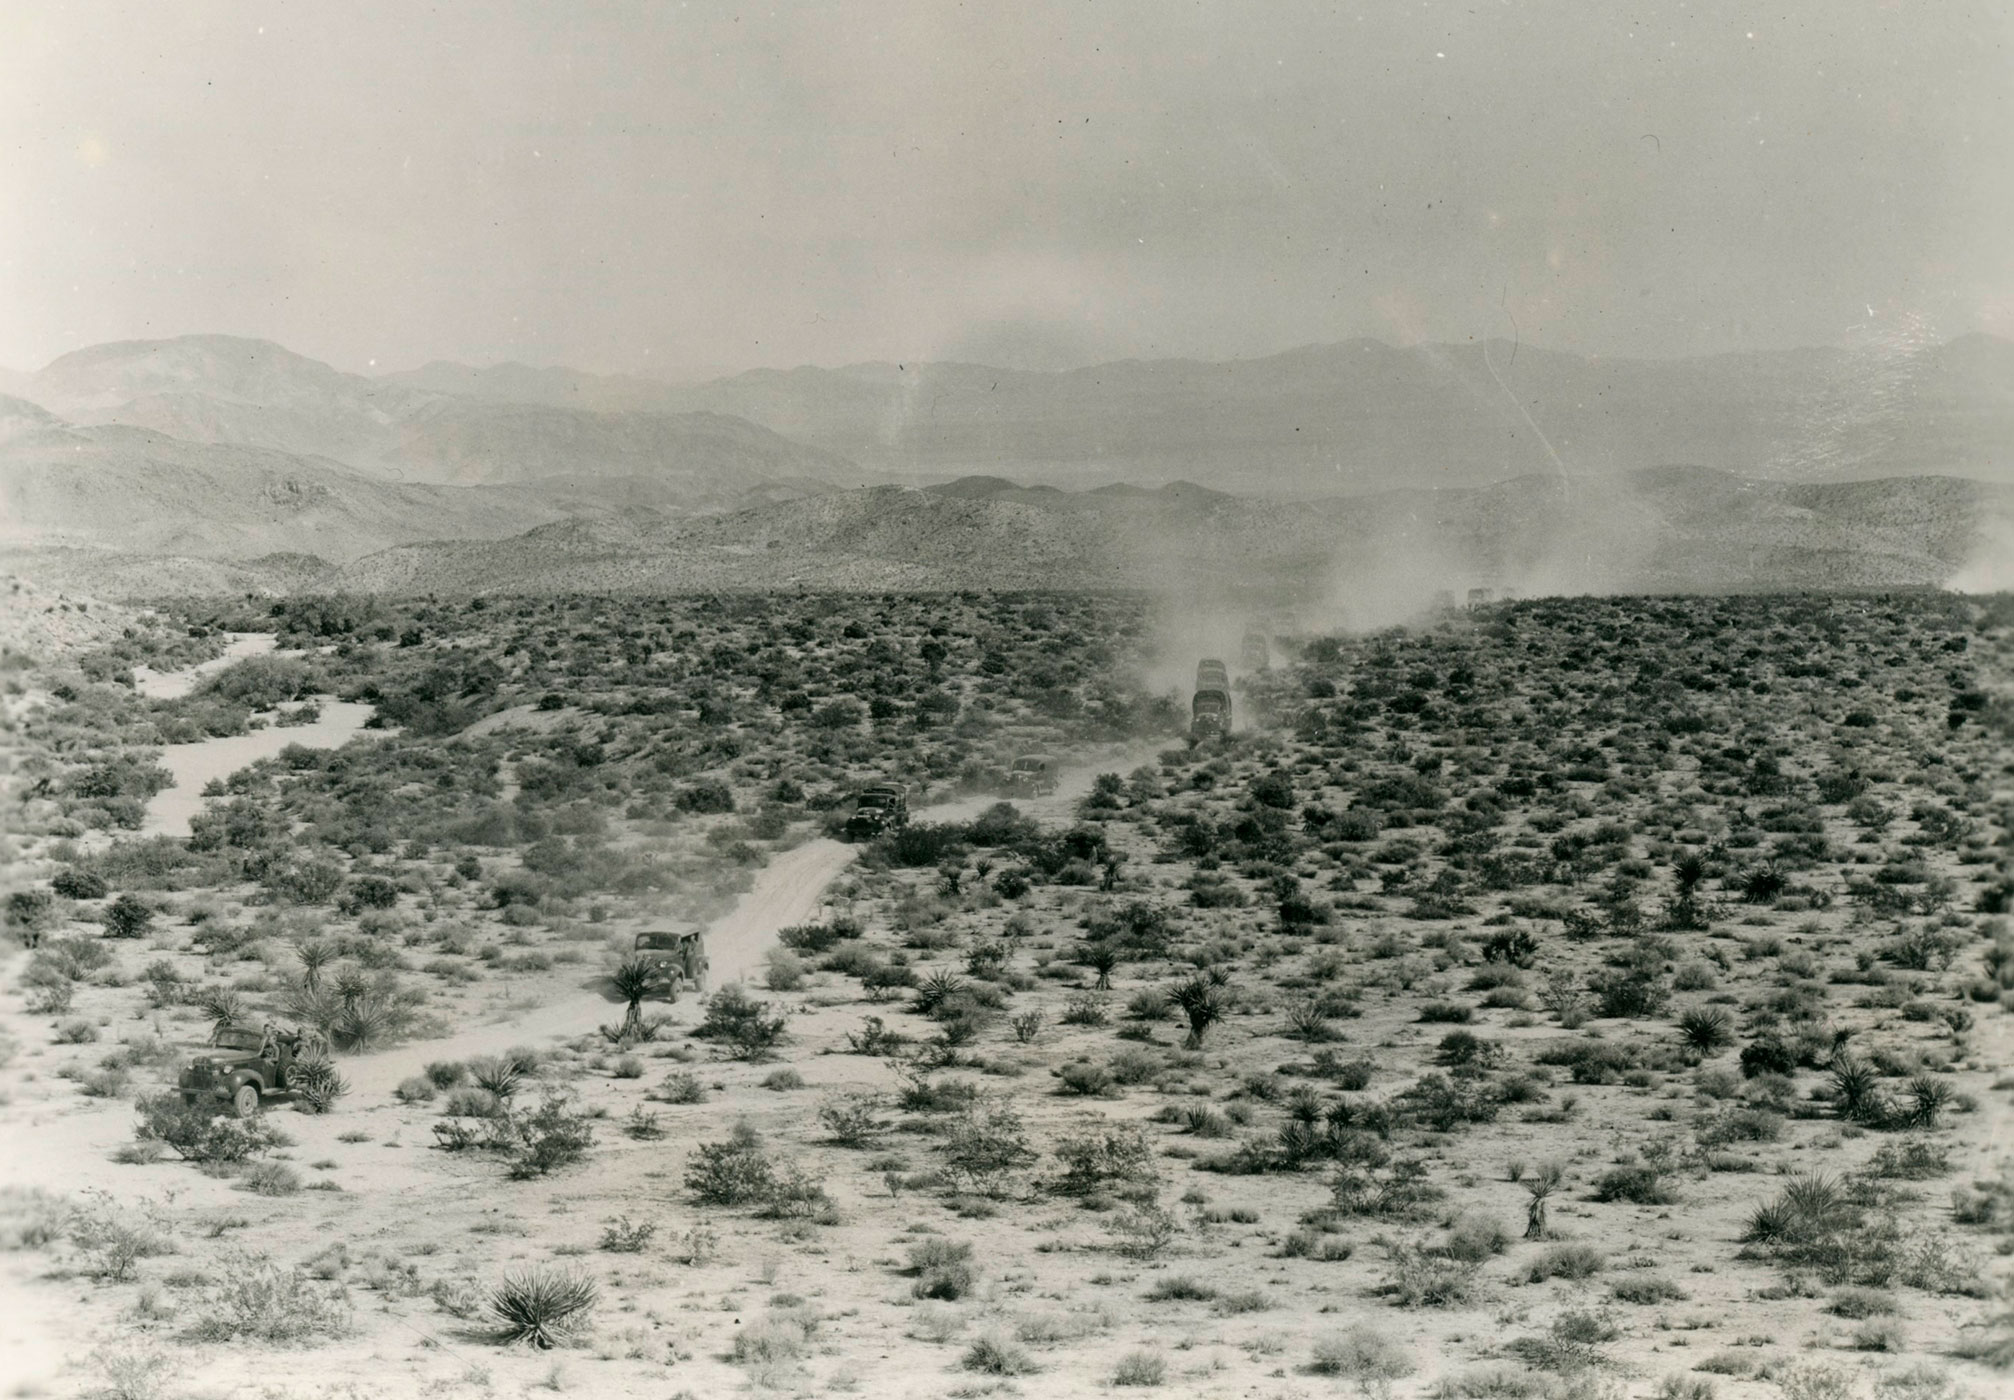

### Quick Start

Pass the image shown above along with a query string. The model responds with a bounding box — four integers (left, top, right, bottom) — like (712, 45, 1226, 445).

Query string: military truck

(1192, 659, 1231, 739)
(1241, 630, 1271, 671)
(633, 929, 708, 993)
(845, 782, 910, 840)
(178, 1022, 327, 1118)
(1466, 587, 1495, 611)
(1006, 755, 1056, 797)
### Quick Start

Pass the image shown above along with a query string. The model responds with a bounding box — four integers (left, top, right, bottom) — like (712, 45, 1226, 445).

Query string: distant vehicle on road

(634, 929, 708, 993)
(845, 783, 910, 840)
(1006, 756, 1056, 797)
(1192, 659, 1231, 739)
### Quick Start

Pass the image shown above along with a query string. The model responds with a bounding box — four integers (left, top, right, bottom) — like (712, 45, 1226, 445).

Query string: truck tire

(231, 1082, 261, 1119)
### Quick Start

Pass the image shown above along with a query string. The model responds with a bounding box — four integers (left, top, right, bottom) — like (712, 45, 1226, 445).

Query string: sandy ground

(132, 634, 278, 702)
(142, 700, 379, 839)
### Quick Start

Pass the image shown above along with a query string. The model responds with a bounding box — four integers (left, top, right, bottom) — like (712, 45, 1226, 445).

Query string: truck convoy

(1191, 658, 1231, 739)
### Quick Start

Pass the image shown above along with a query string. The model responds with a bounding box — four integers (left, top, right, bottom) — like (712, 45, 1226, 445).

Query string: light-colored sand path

(131, 631, 277, 700)
(141, 699, 378, 838)
(344, 837, 860, 1099)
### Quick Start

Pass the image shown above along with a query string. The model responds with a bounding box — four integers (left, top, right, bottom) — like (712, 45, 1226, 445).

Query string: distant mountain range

(0, 331, 2008, 602)
(395, 334, 2014, 493)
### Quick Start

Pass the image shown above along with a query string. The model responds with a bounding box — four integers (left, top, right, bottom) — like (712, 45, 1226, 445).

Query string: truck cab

(634, 929, 708, 993)
(845, 783, 910, 840)
(178, 1023, 322, 1118)
(1006, 756, 1055, 797)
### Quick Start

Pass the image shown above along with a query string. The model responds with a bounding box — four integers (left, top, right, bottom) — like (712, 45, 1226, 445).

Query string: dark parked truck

(1006, 755, 1055, 797)
(634, 929, 708, 993)
(844, 782, 910, 840)
(1192, 659, 1231, 739)
(179, 1023, 327, 1118)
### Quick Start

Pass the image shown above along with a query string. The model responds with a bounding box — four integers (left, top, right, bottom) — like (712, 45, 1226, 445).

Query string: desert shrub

(497, 1095, 596, 1178)
(907, 1237, 975, 1300)
(694, 985, 788, 1059)
(1113, 1350, 1168, 1387)
(731, 1307, 819, 1366)
(1611, 1274, 1687, 1304)
(1310, 1324, 1416, 1384)
(1594, 1165, 1679, 1205)
(487, 1266, 597, 1349)
(394, 1076, 437, 1104)
(1109, 1203, 1181, 1259)
(1051, 1122, 1158, 1197)
(193, 1253, 352, 1343)
(963, 1332, 1037, 1375)
(1381, 1236, 1480, 1307)
(240, 1160, 301, 1196)
(133, 1094, 283, 1164)
(1058, 1060, 1115, 1096)
(686, 1123, 777, 1206)
(598, 1215, 657, 1252)
(941, 1104, 1037, 1195)
(67, 1197, 173, 1281)
(817, 1093, 886, 1146)
(1443, 1213, 1512, 1263)
(1527, 1243, 1604, 1282)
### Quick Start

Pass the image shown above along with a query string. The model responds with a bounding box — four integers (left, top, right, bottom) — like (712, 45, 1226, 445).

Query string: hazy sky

(3, 1, 2009, 377)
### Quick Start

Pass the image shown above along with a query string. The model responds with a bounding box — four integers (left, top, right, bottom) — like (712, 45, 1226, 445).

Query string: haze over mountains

(2, 331, 2009, 602)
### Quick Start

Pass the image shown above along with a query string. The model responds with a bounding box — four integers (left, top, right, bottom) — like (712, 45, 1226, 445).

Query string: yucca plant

(1903, 1073, 1953, 1129)
(1170, 975, 1225, 1048)
(607, 955, 668, 1041)
(1677, 1006, 1732, 1053)
(470, 1054, 526, 1100)
(1829, 1054, 1886, 1123)
(487, 1266, 597, 1348)
(192, 987, 249, 1035)
(295, 940, 334, 992)
(1524, 1161, 1566, 1239)
(291, 1056, 348, 1114)
(1743, 1196, 1797, 1244)
(912, 970, 968, 1016)
(1079, 942, 1121, 991)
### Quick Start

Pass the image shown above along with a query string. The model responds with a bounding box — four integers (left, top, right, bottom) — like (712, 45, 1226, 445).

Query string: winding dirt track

(345, 838, 858, 1099)
(344, 743, 1157, 1101)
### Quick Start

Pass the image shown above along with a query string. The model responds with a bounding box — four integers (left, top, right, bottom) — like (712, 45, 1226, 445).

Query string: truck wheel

(231, 1083, 261, 1119)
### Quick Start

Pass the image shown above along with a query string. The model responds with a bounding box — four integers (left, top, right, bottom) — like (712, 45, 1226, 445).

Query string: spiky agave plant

(1829, 1053, 1886, 1123)
(1677, 1006, 1733, 1054)
(291, 1056, 348, 1114)
(1170, 975, 1225, 1048)
(607, 955, 667, 1041)
(488, 1266, 597, 1348)
(1524, 1161, 1566, 1239)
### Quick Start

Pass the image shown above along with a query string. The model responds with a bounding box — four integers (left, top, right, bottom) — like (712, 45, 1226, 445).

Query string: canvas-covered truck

(1192, 659, 1231, 739)
(1006, 755, 1056, 797)
(178, 1023, 327, 1118)
(845, 782, 910, 840)
(1241, 630, 1271, 671)
(634, 929, 708, 993)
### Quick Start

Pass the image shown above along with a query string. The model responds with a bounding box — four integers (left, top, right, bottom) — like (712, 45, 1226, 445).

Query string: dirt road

(344, 744, 1153, 1099)
(346, 837, 858, 1099)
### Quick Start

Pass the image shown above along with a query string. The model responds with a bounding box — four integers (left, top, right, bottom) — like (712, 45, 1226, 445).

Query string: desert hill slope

(322, 467, 2013, 600)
